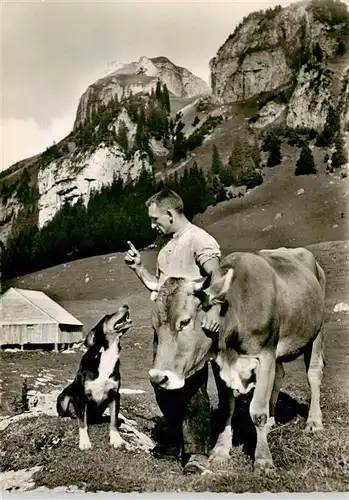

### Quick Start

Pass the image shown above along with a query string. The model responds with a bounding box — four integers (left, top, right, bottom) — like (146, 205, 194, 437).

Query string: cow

(148, 247, 326, 472)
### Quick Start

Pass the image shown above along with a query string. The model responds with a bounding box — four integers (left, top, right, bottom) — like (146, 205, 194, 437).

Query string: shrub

(310, 0, 349, 28)
(192, 116, 200, 127)
(262, 131, 280, 152)
(337, 39, 347, 56)
(236, 168, 263, 189)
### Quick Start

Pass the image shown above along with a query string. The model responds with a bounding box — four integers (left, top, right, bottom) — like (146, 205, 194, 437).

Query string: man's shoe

(183, 454, 210, 474)
(151, 445, 180, 460)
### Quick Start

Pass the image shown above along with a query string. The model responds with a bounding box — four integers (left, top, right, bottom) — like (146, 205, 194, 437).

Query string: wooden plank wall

(0, 324, 83, 346)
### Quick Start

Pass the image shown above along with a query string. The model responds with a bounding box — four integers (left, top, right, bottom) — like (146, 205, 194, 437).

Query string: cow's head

(84, 305, 132, 348)
(149, 269, 234, 390)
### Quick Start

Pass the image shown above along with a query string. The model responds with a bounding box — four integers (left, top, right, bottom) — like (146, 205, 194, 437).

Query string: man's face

(148, 203, 173, 235)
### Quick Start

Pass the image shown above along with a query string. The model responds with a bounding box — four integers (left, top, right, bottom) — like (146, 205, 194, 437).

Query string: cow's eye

(178, 318, 191, 330)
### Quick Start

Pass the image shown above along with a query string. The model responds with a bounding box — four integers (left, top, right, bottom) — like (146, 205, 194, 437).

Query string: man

(125, 189, 223, 474)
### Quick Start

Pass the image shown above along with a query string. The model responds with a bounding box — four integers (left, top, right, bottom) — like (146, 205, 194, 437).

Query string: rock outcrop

(37, 147, 151, 229)
(74, 56, 210, 129)
(210, 0, 349, 131)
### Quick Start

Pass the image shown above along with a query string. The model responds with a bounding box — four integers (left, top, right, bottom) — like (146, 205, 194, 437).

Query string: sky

(1, 0, 298, 171)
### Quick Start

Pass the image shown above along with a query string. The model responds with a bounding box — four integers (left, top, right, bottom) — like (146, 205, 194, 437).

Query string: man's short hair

(145, 190, 184, 213)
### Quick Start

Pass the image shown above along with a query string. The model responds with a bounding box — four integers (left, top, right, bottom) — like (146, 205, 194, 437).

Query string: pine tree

(313, 42, 323, 62)
(332, 135, 348, 167)
(262, 131, 279, 152)
(317, 105, 341, 146)
(295, 144, 317, 175)
(216, 184, 227, 203)
(267, 140, 282, 167)
(211, 144, 223, 175)
(116, 121, 129, 153)
(162, 84, 171, 113)
(155, 80, 162, 102)
(337, 39, 346, 56)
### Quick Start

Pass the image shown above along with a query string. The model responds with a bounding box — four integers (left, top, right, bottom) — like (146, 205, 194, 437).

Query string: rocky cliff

(74, 56, 210, 129)
(210, 0, 349, 131)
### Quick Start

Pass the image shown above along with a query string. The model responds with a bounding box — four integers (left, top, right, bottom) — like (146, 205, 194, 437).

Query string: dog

(56, 305, 132, 450)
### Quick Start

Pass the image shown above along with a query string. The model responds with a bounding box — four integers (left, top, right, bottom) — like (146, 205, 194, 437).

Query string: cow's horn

(191, 276, 207, 292)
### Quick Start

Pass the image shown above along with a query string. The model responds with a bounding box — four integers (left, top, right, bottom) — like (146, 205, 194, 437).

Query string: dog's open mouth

(113, 308, 132, 331)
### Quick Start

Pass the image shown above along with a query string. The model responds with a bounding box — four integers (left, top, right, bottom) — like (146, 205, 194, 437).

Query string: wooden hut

(0, 287, 83, 351)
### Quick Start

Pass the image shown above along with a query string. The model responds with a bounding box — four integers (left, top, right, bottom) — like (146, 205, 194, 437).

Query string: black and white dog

(56, 305, 132, 450)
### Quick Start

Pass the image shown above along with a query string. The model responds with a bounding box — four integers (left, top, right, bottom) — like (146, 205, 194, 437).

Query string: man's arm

(124, 241, 159, 292)
(201, 257, 223, 284)
(134, 263, 159, 292)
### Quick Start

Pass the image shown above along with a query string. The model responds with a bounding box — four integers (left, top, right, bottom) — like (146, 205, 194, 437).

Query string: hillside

(11, 149, 349, 331)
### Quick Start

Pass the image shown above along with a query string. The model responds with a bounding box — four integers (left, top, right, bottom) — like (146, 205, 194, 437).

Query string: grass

(1, 394, 348, 492)
(1, 237, 348, 492)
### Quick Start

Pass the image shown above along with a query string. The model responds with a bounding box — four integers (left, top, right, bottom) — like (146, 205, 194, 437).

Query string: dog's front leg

(78, 402, 92, 450)
(109, 393, 125, 449)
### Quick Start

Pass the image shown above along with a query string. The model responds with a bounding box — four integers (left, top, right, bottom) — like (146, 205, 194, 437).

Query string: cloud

(1, 115, 74, 171)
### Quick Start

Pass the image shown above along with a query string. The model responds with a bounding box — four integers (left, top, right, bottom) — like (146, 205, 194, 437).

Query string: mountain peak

(74, 56, 210, 129)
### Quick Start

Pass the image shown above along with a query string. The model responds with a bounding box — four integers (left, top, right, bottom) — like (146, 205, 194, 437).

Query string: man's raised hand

(125, 241, 142, 269)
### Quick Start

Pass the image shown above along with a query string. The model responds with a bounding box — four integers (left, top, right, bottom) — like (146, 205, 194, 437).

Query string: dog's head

(84, 305, 132, 348)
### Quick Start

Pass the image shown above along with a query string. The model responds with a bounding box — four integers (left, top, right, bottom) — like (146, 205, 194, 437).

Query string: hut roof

(0, 288, 83, 326)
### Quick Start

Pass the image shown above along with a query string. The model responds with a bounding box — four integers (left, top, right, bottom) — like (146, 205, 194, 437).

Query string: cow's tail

(315, 260, 326, 300)
(314, 259, 326, 367)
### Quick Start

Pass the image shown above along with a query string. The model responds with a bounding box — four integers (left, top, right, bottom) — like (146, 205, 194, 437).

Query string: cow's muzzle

(148, 369, 185, 390)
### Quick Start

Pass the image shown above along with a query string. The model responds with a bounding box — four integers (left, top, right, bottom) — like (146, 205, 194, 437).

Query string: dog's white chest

(85, 345, 120, 404)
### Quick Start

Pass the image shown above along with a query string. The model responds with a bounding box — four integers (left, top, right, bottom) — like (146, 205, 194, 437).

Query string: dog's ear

(84, 315, 109, 347)
(84, 328, 96, 347)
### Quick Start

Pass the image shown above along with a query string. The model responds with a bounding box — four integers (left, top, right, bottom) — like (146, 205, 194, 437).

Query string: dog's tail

(56, 387, 77, 419)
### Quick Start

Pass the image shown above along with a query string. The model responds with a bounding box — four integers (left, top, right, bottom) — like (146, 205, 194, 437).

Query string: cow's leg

(249, 349, 276, 472)
(109, 392, 126, 448)
(78, 402, 92, 450)
(209, 361, 235, 463)
(268, 361, 285, 430)
(304, 328, 325, 432)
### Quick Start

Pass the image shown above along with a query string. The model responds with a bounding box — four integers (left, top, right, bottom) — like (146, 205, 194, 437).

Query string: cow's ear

(204, 268, 234, 305)
(84, 329, 96, 347)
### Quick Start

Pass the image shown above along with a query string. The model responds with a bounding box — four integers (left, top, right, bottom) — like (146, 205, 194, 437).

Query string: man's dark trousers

(154, 363, 211, 457)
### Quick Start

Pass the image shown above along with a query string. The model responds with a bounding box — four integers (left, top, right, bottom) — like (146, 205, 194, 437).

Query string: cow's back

(220, 247, 325, 361)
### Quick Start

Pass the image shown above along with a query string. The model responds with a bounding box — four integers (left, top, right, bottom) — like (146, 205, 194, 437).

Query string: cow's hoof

(79, 439, 92, 451)
(304, 420, 323, 433)
(254, 458, 275, 476)
(110, 431, 125, 449)
(209, 452, 230, 466)
(183, 454, 210, 475)
(266, 417, 276, 428)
